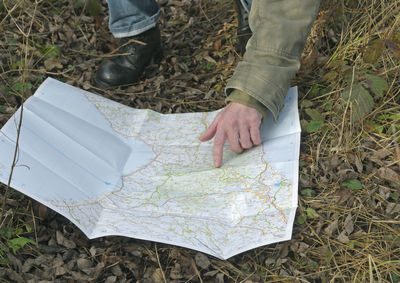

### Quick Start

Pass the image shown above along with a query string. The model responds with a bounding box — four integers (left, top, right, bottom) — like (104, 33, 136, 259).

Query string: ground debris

(0, 0, 399, 282)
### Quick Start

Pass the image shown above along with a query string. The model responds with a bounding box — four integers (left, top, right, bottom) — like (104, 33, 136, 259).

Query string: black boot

(95, 26, 162, 88)
(234, 0, 252, 55)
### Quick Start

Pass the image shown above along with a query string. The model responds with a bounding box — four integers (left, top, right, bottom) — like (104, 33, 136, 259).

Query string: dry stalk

(0, 0, 38, 224)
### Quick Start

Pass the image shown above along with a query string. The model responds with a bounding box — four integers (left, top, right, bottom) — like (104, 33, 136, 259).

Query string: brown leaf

(337, 231, 349, 244)
(325, 219, 338, 236)
(363, 39, 384, 64)
(77, 258, 93, 270)
(22, 258, 34, 273)
(378, 167, 400, 183)
(370, 148, 391, 164)
(93, 262, 105, 279)
(44, 57, 63, 71)
(383, 39, 400, 58)
(151, 268, 165, 283)
(7, 253, 22, 273)
(195, 252, 211, 269)
(344, 214, 354, 235)
(204, 270, 219, 277)
(105, 275, 117, 283)
(6, 270, 24, 283)
(335, 188, 352, 205)
(347, 152, 363, 173)
(203, 54, 217, 64)
(386, 203, 400, 215)
(170, 263, 183, 279)
(111, 265, 123, 277)
(56, 231, 76, 249)
(394, 144, 400, 168)
(216, 273, 225, 283)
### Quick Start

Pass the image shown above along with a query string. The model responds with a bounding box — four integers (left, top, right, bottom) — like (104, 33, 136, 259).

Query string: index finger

(213, 130, 226, 167)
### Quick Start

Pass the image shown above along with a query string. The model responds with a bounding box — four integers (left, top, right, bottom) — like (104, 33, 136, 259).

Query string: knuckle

(249, 116, 261, 125)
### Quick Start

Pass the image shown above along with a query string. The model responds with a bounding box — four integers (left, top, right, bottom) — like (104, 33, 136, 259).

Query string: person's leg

(95, 0, 162, 88)
(240, 0, 252, 12)
(235, 0, 252, 55)
(107, 0, 161, 38)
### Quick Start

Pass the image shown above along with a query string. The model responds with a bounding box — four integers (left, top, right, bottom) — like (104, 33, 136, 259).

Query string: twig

(0, 106, 23, 223)
(1, 0, 38, 224)
(154, 243, 167, 283)
(190, 257, 203, 283)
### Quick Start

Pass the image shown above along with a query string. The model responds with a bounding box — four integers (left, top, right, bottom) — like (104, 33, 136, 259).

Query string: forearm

(226, 0, 321, 120)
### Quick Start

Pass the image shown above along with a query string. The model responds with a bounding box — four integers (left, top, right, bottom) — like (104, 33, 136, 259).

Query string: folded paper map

(0, 78, 301, 259)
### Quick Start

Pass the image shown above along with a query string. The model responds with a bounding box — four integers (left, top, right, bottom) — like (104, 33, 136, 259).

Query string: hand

(199, 102, 263, 167)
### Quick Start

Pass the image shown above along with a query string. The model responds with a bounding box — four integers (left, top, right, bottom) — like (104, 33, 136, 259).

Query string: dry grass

(0, 0, 399, 282)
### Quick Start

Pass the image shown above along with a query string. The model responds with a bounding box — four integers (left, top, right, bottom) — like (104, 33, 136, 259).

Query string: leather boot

(95, 26, 162, 88)
(234, 0, 252, 55)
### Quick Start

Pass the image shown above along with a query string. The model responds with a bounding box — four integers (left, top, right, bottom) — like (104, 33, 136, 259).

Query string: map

(0, 78, 301, 259)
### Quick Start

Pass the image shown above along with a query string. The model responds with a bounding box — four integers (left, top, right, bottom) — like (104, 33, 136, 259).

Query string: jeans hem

(109, 9, 161, 38)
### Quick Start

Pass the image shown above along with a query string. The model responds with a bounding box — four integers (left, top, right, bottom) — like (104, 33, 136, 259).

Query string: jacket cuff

(226, 89, 268, 121)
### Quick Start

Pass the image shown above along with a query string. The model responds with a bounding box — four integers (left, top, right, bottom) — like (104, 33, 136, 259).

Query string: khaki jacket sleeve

(226, 0, 321, 120)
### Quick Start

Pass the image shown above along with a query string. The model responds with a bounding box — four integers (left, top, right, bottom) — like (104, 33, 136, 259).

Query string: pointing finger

(213, 129, 226, 167)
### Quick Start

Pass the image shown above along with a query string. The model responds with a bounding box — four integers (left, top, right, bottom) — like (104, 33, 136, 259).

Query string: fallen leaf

(341, 179, 363, 191)
(342, 84, 374, 122)
(344, 214, 354, 235)
(105, 275, 117, 283)
(195, 252, 210, 269)
(337, 231, 349, 244)
(170, 263, 183, 279)
(44, 57, 63, 71)
(151, 268, 165, 283)
(363, 39, 384, 64)
(378, 167, 400, 183)
(325, 219, 338, 236)
(386, 203, 400, 215)
(365, 74, 388, 97)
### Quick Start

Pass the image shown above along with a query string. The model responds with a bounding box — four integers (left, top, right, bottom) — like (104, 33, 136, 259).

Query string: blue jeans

(106, 0, 252, 38)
